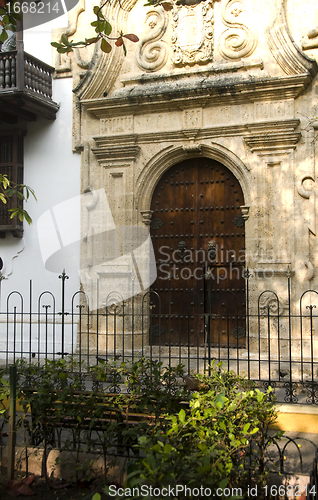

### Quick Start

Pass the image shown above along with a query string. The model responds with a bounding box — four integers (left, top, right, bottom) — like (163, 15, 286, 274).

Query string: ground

(0, 471, 111, 500)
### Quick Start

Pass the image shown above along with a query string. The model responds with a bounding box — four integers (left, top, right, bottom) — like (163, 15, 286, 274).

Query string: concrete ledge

(1, 446, 126, 482)
(271, 404, 318, 433)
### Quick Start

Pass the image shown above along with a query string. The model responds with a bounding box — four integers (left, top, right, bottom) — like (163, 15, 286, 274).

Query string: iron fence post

(8, 364, 17, 480)
(59, 270, 69, 359)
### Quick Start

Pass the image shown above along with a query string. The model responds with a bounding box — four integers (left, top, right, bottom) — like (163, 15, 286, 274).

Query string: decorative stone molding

(136, 143, 251, 214)
(53, 0, 87, 78)
(74, 0, 139, 100)
(82, 74, 311, 118)
(182, 143, 202, 154)
(136, 9, 168, 72)
(302, 25, 318, 51)
(243, 119, 301, 153)
(267, 2, 318, 78)
(297, 176, 316, 236)
(304, 260, 314, 281)
(100, 116, 134, 136)
(218, 0, 257, 60)
(92, 144, 140, 164)
(266, 160, 281, 168)
(258, 294, 289, 315)
(172, 0, 215, 66)
(183, 108, 202, 129)
(297, 176, 315, 200)
(254, 267, 294, 279)
(140, 210, 154, 225)
(92, 135, 140, 165)
(240, 205, 250, 220)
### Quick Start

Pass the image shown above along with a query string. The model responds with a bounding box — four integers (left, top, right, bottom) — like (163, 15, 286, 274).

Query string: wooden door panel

(150, 158, 245, 347)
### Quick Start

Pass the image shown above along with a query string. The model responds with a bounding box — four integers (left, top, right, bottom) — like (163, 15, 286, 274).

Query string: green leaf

(122, 39, 127, 56)
(250, 427, 259, 434)
(61, 33, 69, 45)
(101, 38, 112, 53)
(219, 478, 228, 489)
(0, 31, 8, 43)
(243, 423, 250, 433)
(92, 494, 101, 500)
(96, 21, 105, 33)
(104, 20, 112, 36)
(163, 443, 172, 454)
(57, 47, 71, 54)
(178, 408, 185, 424)
(85, 37, 99, 44)
(51, 42, 63, 49)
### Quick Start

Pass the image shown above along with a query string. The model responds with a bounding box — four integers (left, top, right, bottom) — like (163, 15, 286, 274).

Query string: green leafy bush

(112, 363, 279, 500)
(13, 358, 280, 498)
(0, 370, 9, 416)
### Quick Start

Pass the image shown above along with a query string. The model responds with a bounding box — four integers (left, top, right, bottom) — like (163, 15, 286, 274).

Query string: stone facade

(52, 0, 318, 351)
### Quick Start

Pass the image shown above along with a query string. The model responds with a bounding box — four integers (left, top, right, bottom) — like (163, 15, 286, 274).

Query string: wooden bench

(25, 390, 186, 455)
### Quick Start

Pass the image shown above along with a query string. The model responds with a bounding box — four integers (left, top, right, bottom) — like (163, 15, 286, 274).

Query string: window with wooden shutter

(0, 131, 25, 238)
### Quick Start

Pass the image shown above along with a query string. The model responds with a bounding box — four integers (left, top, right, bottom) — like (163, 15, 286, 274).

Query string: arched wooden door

(149, 158, 246, 347)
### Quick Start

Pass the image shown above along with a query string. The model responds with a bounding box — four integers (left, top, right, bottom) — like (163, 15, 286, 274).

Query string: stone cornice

(92, 119, 300, 148)
(81, 74, 312, 118)
(243, 119, 300, 153)
(92, 135, 140, 163)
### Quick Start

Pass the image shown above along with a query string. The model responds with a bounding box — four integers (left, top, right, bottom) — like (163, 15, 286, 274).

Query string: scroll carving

(172, 1, 215, 66)
(267, 3, 317, 77)
(297, 176, 316, 236)
(54, 0, 88, 77)
(301, 21, 318, 51)
(218, 0, 256, 60)
(136, 9, 168, 72)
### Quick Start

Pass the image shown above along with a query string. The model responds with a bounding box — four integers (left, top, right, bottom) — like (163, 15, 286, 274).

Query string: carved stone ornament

(302, 25, 318, 51)
(259, 294, 288, 316)
(218, 0, 257, 60)
(267, 3, 317, 77)
(136, 9, 169, 72)
(53, 0, 89, 78)
(240, 205, 250, 221)
(172, 0, 215, 66)
(297, 176, 316, 236)
(141, 210, 154, 226)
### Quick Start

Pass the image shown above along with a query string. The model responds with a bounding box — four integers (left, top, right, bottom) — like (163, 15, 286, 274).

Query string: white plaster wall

(0, 16, 81, 310)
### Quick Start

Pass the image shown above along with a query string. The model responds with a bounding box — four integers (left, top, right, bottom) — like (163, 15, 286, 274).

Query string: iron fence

(1, 270, 318, 404)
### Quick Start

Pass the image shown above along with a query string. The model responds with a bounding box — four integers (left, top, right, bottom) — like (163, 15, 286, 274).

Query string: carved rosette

(136, 9, 169, 72)
(218, 0, 257, 60)
(172, 1, 215, 66)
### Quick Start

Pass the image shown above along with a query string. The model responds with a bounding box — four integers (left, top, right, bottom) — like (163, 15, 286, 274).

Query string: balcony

(0, 49, 59, 122)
